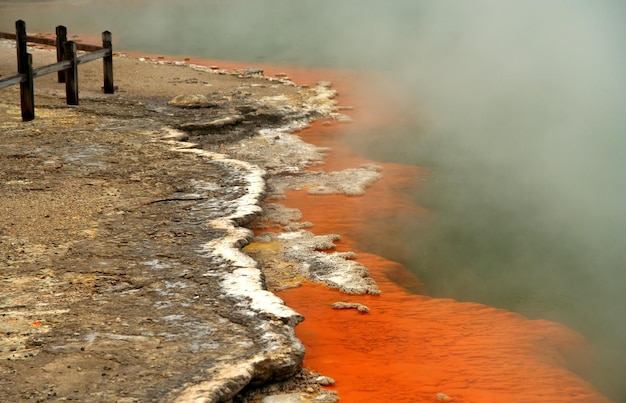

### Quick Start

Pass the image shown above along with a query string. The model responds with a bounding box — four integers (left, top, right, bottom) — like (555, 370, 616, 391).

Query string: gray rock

(168, 93, 218, 108)
(314, 376, 336, 386)
(262, 393, 302, 403)
(251, 230, 380, 295)
(331, 302, 370, 313)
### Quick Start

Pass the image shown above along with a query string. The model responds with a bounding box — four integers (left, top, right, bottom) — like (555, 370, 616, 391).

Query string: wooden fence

(0, 20, 114, 122)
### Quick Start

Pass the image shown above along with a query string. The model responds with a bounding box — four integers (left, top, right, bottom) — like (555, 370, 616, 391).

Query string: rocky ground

(0, 39, 381, 402)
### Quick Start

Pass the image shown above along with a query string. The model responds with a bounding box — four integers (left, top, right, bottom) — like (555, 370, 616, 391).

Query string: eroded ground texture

(0, 40, 373, 402)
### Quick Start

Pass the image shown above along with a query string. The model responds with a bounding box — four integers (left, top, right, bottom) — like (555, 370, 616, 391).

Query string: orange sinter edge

(158, 54, 608, 402)
(264, 70, 609, 403)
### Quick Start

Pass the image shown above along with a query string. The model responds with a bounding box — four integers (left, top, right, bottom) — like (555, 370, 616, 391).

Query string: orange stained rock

(284, 119, 432, 264)
(177, 57, 609, 402)
(267, 71, 609, 402)
(279, 273, 607, 403)
(276, 128, 608, 401)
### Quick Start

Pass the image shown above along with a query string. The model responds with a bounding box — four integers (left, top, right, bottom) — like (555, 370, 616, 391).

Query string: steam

(349, 2, 626, 399)
(2, 0, 626, 400)
(336, 2, 626, 398)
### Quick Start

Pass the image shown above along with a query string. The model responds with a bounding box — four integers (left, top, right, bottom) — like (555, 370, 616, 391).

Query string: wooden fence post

(102, 30, 114, 93)
(16, 20, 35, 121)
(64, 41, 79, 105)
(55, 25, 67, 83)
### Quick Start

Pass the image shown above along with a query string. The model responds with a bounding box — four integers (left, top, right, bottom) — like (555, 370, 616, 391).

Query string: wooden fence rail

(0, 20, 114, 121)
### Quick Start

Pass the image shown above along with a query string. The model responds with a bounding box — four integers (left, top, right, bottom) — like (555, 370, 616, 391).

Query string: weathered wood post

(16, 20, 35, 121)
(102, 30, 114, 93)
(55, 25, 67, 83)
(63, 41, 79, 105)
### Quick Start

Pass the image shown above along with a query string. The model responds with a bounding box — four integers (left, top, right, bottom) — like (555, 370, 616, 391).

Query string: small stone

(246, 67, 264, 75)
(331, 302, 370, 313)
(167, 94, 217, 109)
(315, 375, 335, 386)
(262, 393, 302, 403)
(333, 114, 353, 124)
(436, 392, 452, 401)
